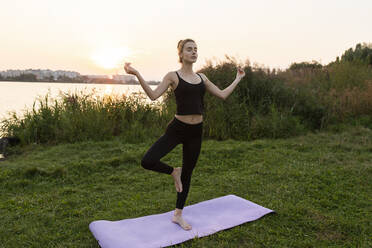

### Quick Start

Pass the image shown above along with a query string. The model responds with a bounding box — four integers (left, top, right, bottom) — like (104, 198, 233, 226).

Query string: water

(0, 81, 160, 120)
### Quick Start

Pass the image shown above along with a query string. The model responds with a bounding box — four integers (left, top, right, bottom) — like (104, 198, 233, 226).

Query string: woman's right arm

(124, 63, 173, 101)
(137, 71, 173, 101)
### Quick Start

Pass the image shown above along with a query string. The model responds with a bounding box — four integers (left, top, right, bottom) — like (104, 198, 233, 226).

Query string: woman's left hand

(236, 67, 246, 81)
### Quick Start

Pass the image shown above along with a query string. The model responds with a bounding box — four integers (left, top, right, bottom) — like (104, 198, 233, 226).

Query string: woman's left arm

(200, 67, 245, 101)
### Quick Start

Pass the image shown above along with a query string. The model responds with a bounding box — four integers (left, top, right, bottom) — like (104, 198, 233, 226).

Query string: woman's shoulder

(164, 71, 179, 90)
(162, 71, 178, 81)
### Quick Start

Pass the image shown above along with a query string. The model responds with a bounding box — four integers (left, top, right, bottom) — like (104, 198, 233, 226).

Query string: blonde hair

(177, 39, 196, 63)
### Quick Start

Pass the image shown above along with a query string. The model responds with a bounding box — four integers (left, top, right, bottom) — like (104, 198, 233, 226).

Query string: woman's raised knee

(141, 156, 154, 170)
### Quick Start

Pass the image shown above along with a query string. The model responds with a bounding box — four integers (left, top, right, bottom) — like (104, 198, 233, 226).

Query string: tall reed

(1, 89, 169, 145)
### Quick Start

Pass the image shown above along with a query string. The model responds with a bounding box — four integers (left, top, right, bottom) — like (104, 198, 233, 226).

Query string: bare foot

(172, 215, 192, 230)
(171, 167, 183, 192)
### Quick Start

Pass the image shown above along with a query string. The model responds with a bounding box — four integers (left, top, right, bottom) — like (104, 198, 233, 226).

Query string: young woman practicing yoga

(124, 38, 245, 231)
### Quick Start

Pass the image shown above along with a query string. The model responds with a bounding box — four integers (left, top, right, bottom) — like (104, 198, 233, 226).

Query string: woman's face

(181, 41, 198, 63)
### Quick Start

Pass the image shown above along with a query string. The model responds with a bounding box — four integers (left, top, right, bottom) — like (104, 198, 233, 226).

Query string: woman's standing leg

(172, 131, 202, 230)
(176, 134, 202, 209)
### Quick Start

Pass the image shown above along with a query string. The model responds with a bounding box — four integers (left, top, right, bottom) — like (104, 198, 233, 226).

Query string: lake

(0, 81, 160, 121)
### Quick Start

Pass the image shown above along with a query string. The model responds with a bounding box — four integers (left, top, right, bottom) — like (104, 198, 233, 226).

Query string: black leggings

(141, 117, 203, 209)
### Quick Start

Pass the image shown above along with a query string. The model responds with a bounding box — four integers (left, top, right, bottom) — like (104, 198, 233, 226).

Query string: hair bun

(177, 40, 183, 48)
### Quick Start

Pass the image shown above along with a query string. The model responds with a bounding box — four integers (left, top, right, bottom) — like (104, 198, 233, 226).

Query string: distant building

(112, 74, 136, 83)
(0, 69, 80, 80)
(0, 70, 22, 78)
(85, 75, 110, 79)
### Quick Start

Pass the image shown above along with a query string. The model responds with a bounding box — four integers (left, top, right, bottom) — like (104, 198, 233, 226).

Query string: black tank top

(174, 71, 206, 115)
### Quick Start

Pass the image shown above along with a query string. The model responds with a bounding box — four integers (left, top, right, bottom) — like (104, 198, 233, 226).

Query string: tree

(340, 43, 372, 65)
(289, 61, 322, 70)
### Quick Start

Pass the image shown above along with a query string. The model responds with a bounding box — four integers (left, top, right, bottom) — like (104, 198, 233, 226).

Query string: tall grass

(185, 56, 372, 139)
(1, 89, 171, 145)
(2, 51, 372, 145)
(278, 61, 372, 128)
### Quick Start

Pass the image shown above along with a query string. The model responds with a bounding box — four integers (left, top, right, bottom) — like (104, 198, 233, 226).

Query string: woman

(124, 38, 245, 231)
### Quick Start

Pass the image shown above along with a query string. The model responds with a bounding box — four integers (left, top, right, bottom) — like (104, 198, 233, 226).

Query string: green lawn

(0, 126, 371, 247)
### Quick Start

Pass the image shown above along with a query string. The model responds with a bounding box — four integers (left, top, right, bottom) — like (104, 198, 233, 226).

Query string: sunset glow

(0, 0, 371, 80)
(91, 47, 132, 69)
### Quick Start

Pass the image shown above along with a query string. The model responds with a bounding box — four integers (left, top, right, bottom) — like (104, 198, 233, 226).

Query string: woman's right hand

(124, 62, 139, 76)
(236, 67, 245, 81)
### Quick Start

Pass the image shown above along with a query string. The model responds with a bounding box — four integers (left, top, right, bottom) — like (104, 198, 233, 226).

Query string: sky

(1, 0, 371, 81)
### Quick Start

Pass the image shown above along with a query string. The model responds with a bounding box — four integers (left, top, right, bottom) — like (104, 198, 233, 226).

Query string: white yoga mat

(89, 194, 275, 248)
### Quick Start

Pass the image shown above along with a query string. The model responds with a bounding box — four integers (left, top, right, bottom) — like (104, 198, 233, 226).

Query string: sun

(91, 46, 132, 69)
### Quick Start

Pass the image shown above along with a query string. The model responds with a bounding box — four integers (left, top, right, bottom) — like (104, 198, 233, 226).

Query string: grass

(0, 126, 371, 247)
